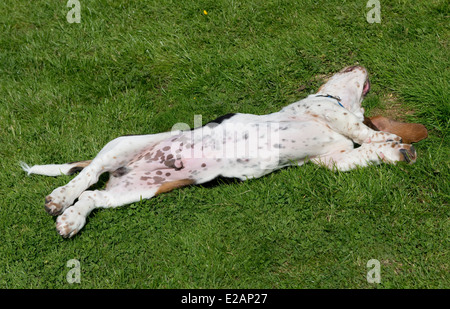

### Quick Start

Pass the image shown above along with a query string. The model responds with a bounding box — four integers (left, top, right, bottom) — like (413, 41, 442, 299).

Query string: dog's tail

(20, 160, 92, 176)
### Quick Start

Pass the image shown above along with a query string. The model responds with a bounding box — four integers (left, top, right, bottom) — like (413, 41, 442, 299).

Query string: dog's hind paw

(56, 207, 87, 238)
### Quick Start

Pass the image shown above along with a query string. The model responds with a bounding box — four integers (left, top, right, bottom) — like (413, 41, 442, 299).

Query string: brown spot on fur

(164, 159, 176, 168)
(153, 176, 165, 184)
(164, 159, 184, 171)
(155, 179, 195, 195)
(144, 152, 152, 160)
(147, 150, 165, 162)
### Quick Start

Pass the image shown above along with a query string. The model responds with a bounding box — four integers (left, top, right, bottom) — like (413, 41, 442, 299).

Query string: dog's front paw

(56, 207, 86, 238)
(379, 143, 416, 164)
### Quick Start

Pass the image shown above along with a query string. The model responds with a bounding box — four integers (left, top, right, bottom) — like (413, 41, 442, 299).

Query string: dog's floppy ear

(363, 116, 428, 144)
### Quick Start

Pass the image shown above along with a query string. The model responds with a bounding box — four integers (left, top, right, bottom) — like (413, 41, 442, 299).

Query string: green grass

(0, 0, 448, 288)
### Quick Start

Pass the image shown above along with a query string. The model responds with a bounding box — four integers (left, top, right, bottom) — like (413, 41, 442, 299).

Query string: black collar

(316, 94, 345, 108)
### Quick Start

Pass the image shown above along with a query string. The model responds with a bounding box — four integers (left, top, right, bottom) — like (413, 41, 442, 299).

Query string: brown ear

(363, 116, 428, 144)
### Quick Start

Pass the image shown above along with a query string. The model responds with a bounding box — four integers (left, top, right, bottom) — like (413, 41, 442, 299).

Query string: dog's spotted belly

(108, 117, 351, 190)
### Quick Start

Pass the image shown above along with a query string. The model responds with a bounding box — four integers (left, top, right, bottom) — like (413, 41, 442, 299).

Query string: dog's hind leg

(43, 131, 181, 216)
(56, 178, 195, 237)
(55, 188, 156, 238)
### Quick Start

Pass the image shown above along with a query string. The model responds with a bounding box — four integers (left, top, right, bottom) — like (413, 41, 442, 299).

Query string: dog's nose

(342, 65, 359, 73)
(399, 146, 416, 163)
(341, 65, 366, 73)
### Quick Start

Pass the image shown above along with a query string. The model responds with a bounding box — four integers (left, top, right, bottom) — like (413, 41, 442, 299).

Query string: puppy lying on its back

(21, 66, 427, 237)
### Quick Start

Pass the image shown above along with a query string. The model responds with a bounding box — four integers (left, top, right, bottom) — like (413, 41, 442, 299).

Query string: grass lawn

(0, 0, 448, 289)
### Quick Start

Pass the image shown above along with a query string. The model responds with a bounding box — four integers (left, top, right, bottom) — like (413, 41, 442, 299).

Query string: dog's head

(316, 65, 370, 121)
(316, 66, 428, 144)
